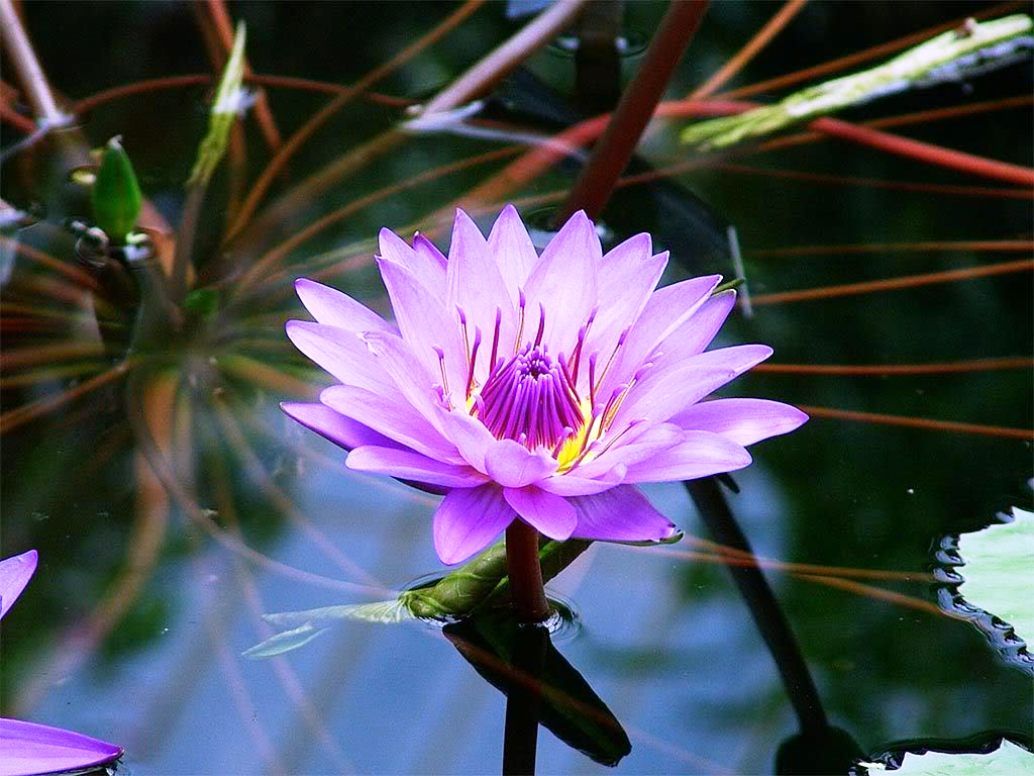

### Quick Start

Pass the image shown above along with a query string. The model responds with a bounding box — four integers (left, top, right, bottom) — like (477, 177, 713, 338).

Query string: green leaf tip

(189, 21, 248, 186)
(92, 135, 142, 244)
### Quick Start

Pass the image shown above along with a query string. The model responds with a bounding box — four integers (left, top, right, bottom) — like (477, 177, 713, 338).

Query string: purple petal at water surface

(0, 718, 122, 776)
(347, 445, 488, 488)
(281, 402, 400, 451)
(503, 486, 577, 540)
(0, 550, 36, 620)
(294, 278, 392, 334)
(671, 399, 809, 446)
(568, 486, 678, 543)
(433, 485, 515, 565)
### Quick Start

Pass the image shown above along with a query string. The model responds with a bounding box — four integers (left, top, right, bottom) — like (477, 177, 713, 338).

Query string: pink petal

(379, 227, 446, 298)
(433, 485, 515, 565)
(568, 486, 678, 543)
(321, 385, 462, 463)
(440, 411, 497, 471)
(671, 399, 809, 446)
(286, 321, 393, 393)
(600, 274, 721, 397)
(656, 290, 737, 362)
(0, 550, 37, 621)
(614, 344, 774, 427)
(294, 278, 392, 333)
(622, 430, 752, 482)
(376, 258, 466, 392)
(487, 204, 539, 301)
(522, 210, 600, 354)
(484, 439, 557, 488)
(0, 718, 122, 776)
(360, 330, 447, 431)
(503, 486, 577, 540)
(573, 423, 683, 480)
(538, 471, 624, 497)
(347, 446, 488, 488)
(281, 402, 399, 451)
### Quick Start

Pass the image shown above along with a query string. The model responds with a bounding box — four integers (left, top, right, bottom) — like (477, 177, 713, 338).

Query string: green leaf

(681, 15, 1034, 150)
(91, 136, 142, 244)
(189, 21, 247, 186)
(262, 600, 411, 629)
(956, 507, 1034, 645)
(859, 739, 1034, 775)
(241, 622, 329, 659)
(184, 288, 220, 318)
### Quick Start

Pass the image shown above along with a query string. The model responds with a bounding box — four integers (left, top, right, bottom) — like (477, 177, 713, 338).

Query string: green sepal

(189, 21, 247, 186)
(91, 136, 142, 245)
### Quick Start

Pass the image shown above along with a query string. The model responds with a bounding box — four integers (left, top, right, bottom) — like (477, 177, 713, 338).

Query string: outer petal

(433, 485, 515, 565)
(361, 330, 448, 432)
(671, 399, 809, 446)
(0, 718, 122, 776)
(379, 228, 446, 297)
(440, 411, 497, 471)
(538, 470, 625, 497)
(522, 210, 600, 354)
(622, 430, 751, 483)
(484, 440, 557, 487)
(487, 204, 539, 300)
(347, 445, 488, 488)
(655, 290, 737, 362)
(568, 486, 678, 543)
(321, 385, 462, 463)
(281, 402, 399, 451)
(294, 278, 392, 333)
(614, 344, 774, 427)
(503, 487, 577, 540)
(286, 321, 393, 393)
(572, 423, 683, 480)
(0, 549, 37, 620)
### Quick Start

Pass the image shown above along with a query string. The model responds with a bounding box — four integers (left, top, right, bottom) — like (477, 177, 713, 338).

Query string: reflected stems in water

(502, 624, 549, 776)
(506, 521, 551, 623)
(683, 476, 828, 735)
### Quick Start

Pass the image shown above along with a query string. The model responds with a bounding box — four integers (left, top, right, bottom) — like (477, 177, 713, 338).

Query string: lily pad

(858, 739, 1034, 775)
(936, 506, 1034, 674)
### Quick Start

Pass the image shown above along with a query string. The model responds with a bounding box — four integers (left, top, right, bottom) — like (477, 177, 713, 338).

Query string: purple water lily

(0, 550, 123, 776)
(284, 206, 806, 565)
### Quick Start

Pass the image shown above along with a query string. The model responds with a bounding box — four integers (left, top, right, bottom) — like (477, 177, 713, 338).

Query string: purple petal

(413, 233, 449, 271)
(440, 411, 497, 471)
(487, 204, 539, 301)
(503, 487, 577, 540)
(614, 344, 774, 427)
(601, 274, 721, 397)
(656, 290, 737, 362)
(321, 385, 462, 463)
(568, 486, 678, 542)
(573, 423, 683, 480)
(671, 399, 809, 446)
(286, 321, 393, 393)
(379, 228, 446, 297)
(281, 402, 399, 451)
(360, 330, 448, 430)
(622, 430, 752, 482)
(347, 445, 488, 488)
(433, 485, 515, 565)
(522, 210, 600, 354)
(0, 550, 37, 621)
(376, 258, 466, 392)
(484, 439, 557, 488)
(0, 718, 122, 776)
(294, 278, 392, 333)
(538, 472, 624, 497)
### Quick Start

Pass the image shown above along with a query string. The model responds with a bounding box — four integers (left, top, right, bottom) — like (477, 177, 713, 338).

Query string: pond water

(1, 2, 1032, 774)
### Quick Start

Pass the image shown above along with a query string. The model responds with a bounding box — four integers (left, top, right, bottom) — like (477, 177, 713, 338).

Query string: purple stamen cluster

(477, 344, 581, 449)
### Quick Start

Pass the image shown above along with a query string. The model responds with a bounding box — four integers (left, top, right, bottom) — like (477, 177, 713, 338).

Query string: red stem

(506, 520, 550, 623)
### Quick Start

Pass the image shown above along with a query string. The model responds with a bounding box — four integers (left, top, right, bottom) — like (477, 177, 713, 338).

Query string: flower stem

(505, 520, 550, 623)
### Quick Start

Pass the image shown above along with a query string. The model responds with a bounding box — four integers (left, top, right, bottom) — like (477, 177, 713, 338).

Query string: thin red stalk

(689, 0, 808, 99)
(224, 0, 487, 241)
(797, 404, 1033, 440)
(559, 0, 709, 221)
(750, 239, 1034, 258)
(718, 0, 1024, 99)
(506, 519, 550, 623)
(204, 0, 282, 150)
(0, 99, 33, 131)
(867, 95, 1034, 131)
(750, 258, 1034, 306)
(755, 356, 1034, 376)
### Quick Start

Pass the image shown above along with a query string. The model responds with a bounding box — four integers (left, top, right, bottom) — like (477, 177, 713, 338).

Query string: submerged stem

(505, 521, 550, 623)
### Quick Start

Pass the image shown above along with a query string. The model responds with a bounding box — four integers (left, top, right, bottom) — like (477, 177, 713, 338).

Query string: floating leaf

(681, 15, 1034, 150)
(938, 506, 1034, 673)
(858, 739, 1034, 775)
(91, 136, 142, 244)
(241, 622, 329, 659)
(189, 21, 248, 186)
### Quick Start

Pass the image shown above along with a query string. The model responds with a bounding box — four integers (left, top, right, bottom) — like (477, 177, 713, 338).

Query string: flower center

(475, 344, 583, 450)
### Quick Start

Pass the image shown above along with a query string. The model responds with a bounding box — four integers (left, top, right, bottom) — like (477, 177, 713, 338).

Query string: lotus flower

(284, 207, 806, 565)
(0, 550, 123, 776)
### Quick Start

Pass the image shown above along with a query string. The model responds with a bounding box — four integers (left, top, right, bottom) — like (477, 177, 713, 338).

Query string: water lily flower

(0, 550, 123, 776)
(284, 207, 806, 566)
